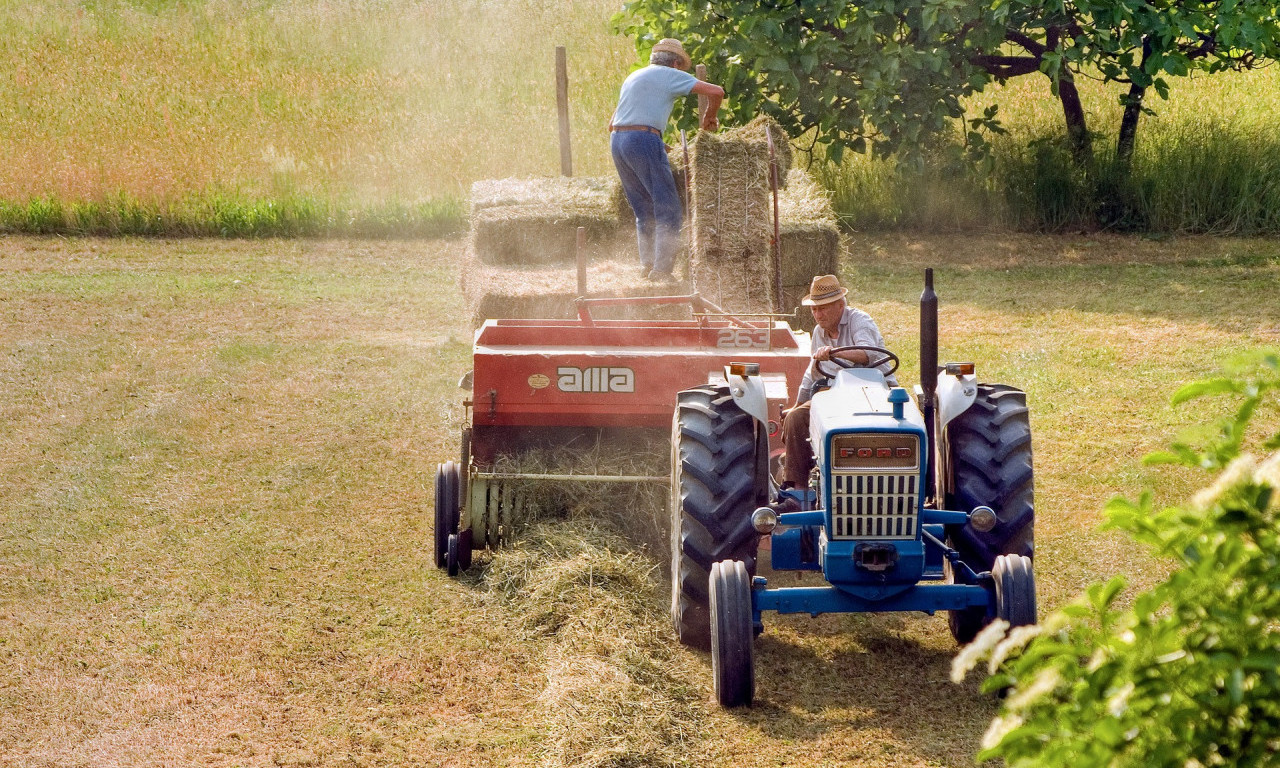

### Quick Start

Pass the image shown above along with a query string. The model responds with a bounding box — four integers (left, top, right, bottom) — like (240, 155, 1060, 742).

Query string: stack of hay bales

(777, 168, 842, 331)
(462, 176, 687, 327)
(687, 116, 792, 314)
(462, 117, 841, 330)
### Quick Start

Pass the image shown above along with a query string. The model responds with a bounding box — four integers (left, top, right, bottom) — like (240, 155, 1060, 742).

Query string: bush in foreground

(955, 350, 1280, 767)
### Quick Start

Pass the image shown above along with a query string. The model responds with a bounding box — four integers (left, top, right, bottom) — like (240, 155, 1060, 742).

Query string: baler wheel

(446, 533, 460, 577)
(710, 559, 755, 708)
(671, 384, 765, 650)
(434, 461, 461, 569)
(944, 384, 1034, 644)
(457, 527, 473, 572)
(993, 554, 1037, 627)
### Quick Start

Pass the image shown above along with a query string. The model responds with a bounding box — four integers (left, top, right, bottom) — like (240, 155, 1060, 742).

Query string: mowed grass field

(2, 234, 1277, 766)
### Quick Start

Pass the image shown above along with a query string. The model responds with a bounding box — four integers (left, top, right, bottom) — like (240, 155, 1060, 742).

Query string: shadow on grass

(729, 611, 996, 762)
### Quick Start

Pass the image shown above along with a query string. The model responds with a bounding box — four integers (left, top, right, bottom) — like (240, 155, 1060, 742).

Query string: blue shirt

(610, 65, 698, 132)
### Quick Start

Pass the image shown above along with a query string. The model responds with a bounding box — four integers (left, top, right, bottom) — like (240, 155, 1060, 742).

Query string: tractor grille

(830, 473, 919, 540)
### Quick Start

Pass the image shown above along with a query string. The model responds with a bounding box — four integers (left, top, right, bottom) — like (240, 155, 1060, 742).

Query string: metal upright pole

(556, 46, 572, 176)
(695, 63, 708, 126)
(576, 227, 587, 294)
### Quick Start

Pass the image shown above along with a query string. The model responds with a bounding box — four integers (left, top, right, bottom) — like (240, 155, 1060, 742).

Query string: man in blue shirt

(610, 38, 724, 282)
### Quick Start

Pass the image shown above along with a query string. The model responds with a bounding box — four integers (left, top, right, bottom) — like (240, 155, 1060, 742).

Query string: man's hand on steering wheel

(813, 345, 900, 379)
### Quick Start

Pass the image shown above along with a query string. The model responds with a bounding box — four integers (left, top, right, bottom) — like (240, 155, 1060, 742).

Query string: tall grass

(4, 0, 1280, 235)
(0, 0, 630, 237)
(820, 67, 1280, 233)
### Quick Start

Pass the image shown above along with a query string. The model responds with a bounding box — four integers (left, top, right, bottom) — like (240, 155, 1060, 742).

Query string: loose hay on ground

(483, 434, 670, 555)
(484, 520, 705, 768)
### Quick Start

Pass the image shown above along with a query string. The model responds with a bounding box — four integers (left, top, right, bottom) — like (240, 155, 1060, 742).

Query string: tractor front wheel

(944, 384, 1034, 644)
(710, 559, 755, 708)
(993, 554, 1037, 627)
(671, 384, 765, 650)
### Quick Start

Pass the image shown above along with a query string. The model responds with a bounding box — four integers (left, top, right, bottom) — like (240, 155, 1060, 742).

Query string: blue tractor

(669, 270, 1036, 707)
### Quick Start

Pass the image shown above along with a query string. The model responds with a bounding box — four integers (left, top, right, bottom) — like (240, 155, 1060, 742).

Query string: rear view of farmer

(610, 37, 724, 283)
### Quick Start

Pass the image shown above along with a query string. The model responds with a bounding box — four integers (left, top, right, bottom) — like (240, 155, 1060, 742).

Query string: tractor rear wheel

(944, 385, 1034, 644)
(671, 384, 765, 650)
(993, 554, 1037, 627)
(434, 461, 461, 569)
(710, 559, 755, 707)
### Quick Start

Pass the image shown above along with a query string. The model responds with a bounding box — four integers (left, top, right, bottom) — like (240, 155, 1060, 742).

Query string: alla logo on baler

(556, 366, 635, 393)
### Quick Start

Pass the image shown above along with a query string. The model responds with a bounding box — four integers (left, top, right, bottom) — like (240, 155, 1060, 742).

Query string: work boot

(639, 265, 652, 279)
(646, 270, 676, 284)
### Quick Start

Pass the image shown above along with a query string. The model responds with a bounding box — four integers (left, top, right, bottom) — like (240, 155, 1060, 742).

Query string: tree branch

(971, 54, 1042, 77)
(1005, 30, 1047, 57)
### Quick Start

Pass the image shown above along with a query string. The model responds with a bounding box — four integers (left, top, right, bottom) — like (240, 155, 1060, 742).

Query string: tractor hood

(809, 369, 926, 441)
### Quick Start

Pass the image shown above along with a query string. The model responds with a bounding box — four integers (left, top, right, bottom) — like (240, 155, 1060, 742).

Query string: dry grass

(484, 521, 704, 768)
(0, 0, 634, 209)
(1, 233, 1277, 766)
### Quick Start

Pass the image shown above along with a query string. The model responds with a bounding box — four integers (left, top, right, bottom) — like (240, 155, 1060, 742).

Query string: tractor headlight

(752, 506, 778, 534)
(969, 505, 998, 532)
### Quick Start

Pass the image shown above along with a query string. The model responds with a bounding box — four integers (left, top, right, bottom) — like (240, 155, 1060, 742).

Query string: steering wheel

(814, 344, 900, 379)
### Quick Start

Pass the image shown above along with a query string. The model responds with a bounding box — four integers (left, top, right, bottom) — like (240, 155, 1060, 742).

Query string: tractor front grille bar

(829, 472, 919, 540)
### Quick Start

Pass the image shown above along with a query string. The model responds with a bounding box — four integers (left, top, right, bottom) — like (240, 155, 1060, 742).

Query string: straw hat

(801, 274, 849, 306)
(651, 38, 691, 69)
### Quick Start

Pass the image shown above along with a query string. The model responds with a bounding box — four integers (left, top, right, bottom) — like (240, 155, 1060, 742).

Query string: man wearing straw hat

(781, 274, 899, 490)
(610, 37, 724, 283)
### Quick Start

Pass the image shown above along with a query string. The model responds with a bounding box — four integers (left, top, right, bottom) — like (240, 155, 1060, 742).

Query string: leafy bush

(954, 350, 1280, 767)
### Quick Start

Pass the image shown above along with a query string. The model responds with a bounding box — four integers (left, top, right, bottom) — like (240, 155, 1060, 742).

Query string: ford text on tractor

(670, 270, 1036, 707)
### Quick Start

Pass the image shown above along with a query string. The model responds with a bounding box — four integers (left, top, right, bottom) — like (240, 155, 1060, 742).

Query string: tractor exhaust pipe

(920, 268, 938, 501)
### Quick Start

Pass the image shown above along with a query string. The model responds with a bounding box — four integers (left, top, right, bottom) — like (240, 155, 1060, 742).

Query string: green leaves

(958, 349, 1280, 767)
(617, 0, 1004, 162)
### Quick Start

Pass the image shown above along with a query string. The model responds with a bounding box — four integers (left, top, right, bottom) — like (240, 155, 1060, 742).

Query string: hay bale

(778, 168, 842, 285)
(780, 283, 818, 332)
(470, 176, 620, 219)
(459, 244, 692, 327)
(688, 117, 791, 313)
(470, 205, 618, 266)
(468, 176, 628, 266)
(728, 114, 793, 180)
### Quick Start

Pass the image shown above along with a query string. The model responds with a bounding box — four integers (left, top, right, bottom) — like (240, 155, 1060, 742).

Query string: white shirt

(797, 305, 897, 402)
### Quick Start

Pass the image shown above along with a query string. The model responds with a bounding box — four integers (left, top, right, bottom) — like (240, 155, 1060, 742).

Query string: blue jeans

(611, 131, 683, 274)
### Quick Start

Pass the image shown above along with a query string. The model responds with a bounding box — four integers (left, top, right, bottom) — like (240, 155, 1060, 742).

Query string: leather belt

(610, 124, 662, 137)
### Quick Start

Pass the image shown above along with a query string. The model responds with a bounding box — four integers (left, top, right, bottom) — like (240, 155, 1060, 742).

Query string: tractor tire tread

(671, 385, 762, 651)
(945, 384, 1035, 644)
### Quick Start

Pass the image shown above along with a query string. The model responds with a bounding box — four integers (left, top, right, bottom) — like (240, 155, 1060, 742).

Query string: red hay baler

(433, 295, 811, 573)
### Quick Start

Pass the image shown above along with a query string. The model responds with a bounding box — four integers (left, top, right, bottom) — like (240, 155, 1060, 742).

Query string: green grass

(5, 1, 1280, 235)
(819, 66, 1280, 233)
(2, 234, 1277, 765)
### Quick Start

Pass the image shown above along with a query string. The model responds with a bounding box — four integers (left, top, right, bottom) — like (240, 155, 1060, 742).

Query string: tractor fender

(933, 370, 979, 431)
(724, 366, 769, 427)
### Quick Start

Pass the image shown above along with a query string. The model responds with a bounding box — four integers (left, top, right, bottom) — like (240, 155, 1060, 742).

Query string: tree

(615, 0, 1280, 169)
(953, 350, 1280, 767)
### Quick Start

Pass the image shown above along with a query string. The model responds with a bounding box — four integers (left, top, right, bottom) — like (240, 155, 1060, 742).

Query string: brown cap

(651, 38, 691, 69)
(801, 274, 849, 306)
